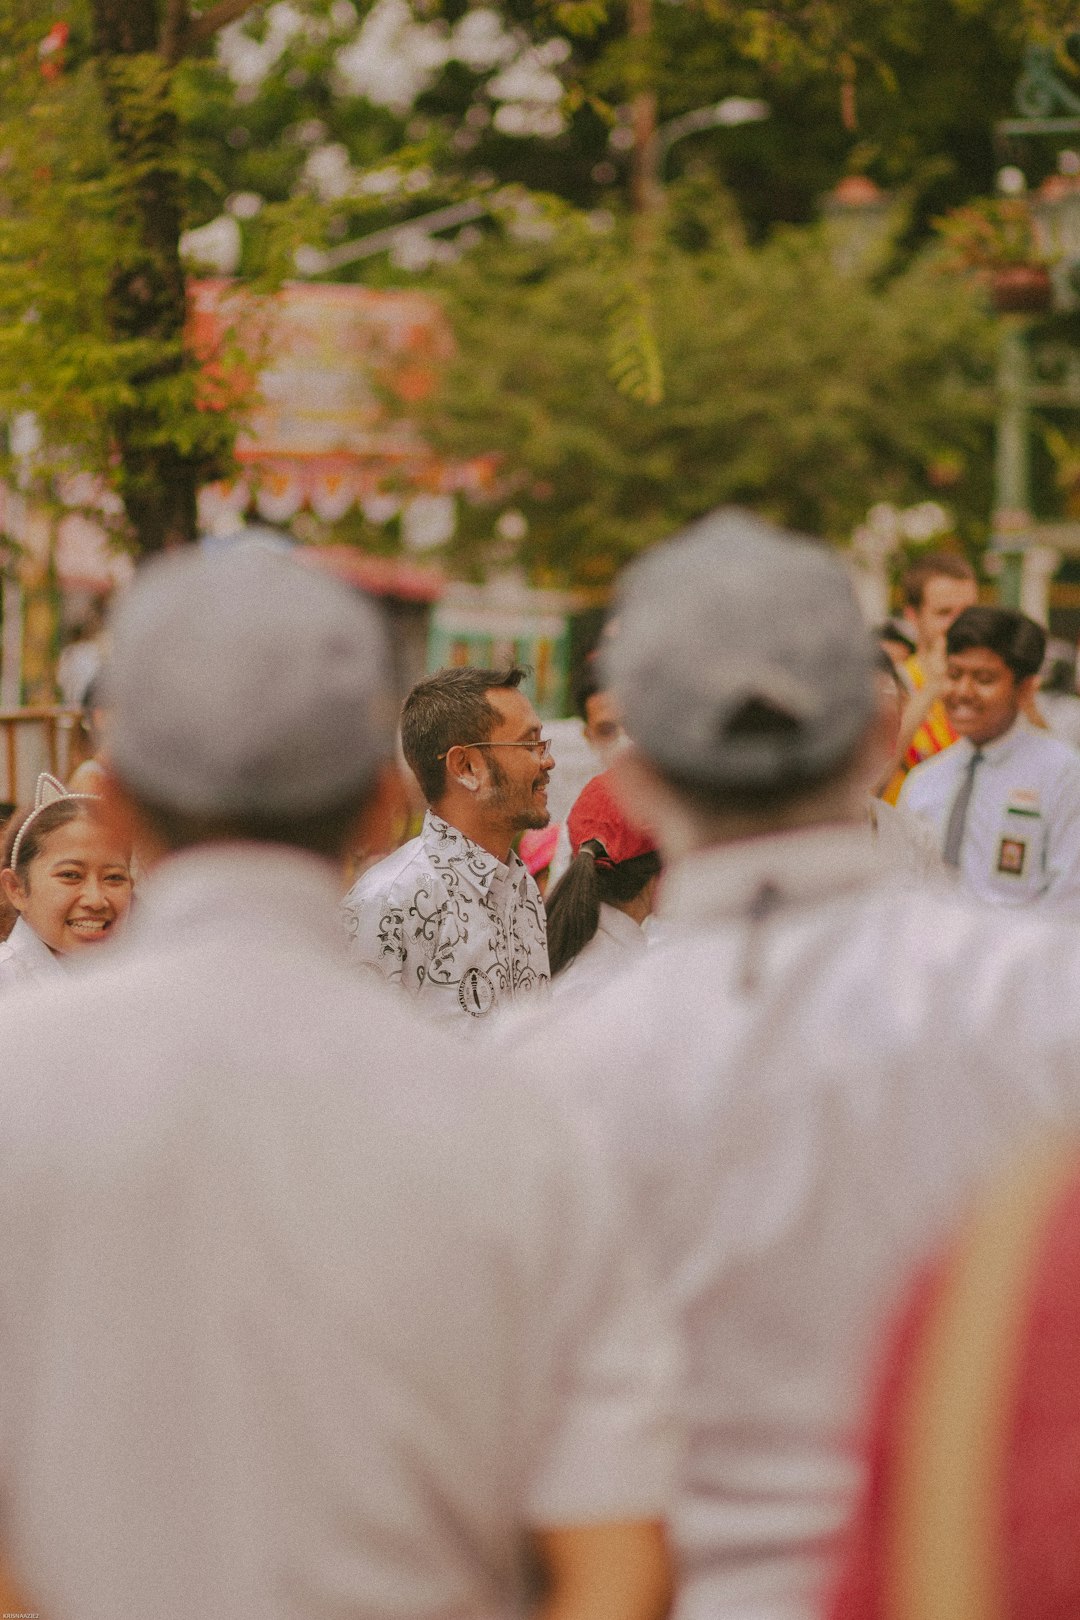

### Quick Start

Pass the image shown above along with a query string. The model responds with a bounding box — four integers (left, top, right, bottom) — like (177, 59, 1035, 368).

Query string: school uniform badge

(998, 837, 1027, 876)
(459, 967, 495, 1017)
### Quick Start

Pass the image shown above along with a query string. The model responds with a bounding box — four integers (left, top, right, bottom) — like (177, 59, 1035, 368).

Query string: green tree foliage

(0, 0, 239, 551)
(421, 196, 997, 585)
(0, 0, 1064, 560)
(177, 0, 1036, 269)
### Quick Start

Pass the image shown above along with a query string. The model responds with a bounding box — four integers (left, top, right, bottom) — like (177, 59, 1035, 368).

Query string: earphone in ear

(459, 775, 481, 793)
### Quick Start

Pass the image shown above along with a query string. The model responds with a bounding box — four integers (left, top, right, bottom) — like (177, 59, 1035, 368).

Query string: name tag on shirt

(998, 837, 1028, 876)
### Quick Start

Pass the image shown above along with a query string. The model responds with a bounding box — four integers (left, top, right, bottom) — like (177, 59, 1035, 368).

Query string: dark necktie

(942, 749, 984, 868)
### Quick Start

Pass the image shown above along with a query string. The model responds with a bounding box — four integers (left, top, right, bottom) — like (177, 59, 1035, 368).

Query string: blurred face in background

(944, 646, 1033, 747)
(583, 689, 626, 762)
(907, 574, 978, 658)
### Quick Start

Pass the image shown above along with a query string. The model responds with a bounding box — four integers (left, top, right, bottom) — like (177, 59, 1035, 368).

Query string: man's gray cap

(603, 508, 876, 791)
(105, 545, 395, 817)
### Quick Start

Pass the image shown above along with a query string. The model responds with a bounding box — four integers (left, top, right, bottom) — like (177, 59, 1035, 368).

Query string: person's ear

(0, 866, 27, 912)
(446, 745, 482, 794)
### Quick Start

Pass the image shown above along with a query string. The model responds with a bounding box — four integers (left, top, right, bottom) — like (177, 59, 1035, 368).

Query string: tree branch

(161, 0, 191, 64)
(181, 0, 260, 54)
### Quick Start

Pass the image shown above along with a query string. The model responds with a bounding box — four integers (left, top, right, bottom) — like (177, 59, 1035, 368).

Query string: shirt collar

(8, 915, 63, 971)
(421, 811, 528, 896)
(953, 712, 1033, 766)
(659, 823, 886, 928)
(597, 903, 649, 950)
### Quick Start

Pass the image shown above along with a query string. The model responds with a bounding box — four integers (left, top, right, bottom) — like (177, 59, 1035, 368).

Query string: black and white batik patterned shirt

(342, 811, 550, 1029)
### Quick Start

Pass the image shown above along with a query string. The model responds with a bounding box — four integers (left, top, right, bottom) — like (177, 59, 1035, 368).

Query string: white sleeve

(896, 760, 930, 818)
(523, 1126, 684, 1526)
(1041, 767, 1080, 911)
(341, 886, 405, 985)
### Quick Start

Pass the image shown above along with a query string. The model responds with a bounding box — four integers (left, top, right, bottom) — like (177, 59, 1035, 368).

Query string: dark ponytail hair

(545, 841, 661, 977)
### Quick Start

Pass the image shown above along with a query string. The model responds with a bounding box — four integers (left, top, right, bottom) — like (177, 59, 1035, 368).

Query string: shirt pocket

(990, 802, 1046, 896)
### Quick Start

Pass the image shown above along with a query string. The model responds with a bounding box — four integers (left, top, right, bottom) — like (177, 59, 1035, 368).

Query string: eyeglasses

(437, 738, 552, 761)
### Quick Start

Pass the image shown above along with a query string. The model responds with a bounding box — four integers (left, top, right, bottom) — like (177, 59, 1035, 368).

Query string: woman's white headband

(8, 773, 100, 873)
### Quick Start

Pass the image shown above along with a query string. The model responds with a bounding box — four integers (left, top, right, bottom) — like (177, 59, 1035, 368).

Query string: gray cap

(603, 508, 875, 791)
(105, 546, 395, 817)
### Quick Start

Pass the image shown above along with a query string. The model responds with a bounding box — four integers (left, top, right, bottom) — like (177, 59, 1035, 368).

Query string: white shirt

(510, 824, 1080, 1620)
(0, 845, 679, 1620)
(0, 916, 64, 994)
(1038, 689, 1080, 751)
(866, 795, 945, 885)
(342, 811, 549, 1028)
(552, 902, 649, 1000)
(899, 714, 1080, 909)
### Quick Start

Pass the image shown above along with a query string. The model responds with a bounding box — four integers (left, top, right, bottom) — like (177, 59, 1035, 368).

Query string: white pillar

(847, 556, 891, 625)
(1019, 544, 1060, 626)
(0, 573, 21, 708)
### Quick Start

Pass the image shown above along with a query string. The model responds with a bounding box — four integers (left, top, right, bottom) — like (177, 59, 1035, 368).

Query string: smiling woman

(0, 779, 133, 993)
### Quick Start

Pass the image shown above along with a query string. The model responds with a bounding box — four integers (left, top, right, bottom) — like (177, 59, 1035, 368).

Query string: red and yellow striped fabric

(882, 657, 957, 806)
(830, 1142, 1080, 1620)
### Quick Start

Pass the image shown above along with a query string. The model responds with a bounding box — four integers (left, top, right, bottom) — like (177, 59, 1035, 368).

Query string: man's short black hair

(571, 652, 603, 723)
(946, 606, 1046, 683)
(401, 666, 527, 803)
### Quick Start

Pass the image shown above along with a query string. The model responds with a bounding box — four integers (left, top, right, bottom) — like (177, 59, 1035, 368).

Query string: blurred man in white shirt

(512, 509, 1080, 1620)
(0, 549, 678, 1620)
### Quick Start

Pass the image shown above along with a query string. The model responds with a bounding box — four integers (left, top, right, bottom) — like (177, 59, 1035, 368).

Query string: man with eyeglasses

(343, 665, 554, 1028)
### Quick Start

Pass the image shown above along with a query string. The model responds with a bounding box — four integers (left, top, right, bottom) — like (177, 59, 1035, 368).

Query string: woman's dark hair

(545, 844, 661, 977)
(2, 798, 95, 884)
(946, 606, 1045, 683)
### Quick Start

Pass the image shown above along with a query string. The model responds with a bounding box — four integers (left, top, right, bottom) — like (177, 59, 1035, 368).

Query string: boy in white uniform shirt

(900, 604, 1080, 909)
(510, 509, 1080, 1620)
(0, 548, 678, 1620)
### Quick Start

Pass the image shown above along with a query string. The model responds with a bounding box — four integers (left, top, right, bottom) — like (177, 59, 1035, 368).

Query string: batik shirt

(342, 811, 549, 1030)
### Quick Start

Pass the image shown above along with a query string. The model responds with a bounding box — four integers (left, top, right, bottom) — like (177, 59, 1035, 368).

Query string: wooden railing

(0, 706, 84, 814)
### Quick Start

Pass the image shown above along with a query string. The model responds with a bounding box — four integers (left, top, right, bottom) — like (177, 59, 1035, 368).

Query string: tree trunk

(89, 0, 199, 552)
(627, 0, 660, 223)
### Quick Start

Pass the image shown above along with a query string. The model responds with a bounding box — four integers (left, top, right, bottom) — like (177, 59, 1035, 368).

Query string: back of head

(603, 508, 875, 810)
(946, 606, 1046, 682)
(104, 547, 395, 849)
(572, 652, 603, 724)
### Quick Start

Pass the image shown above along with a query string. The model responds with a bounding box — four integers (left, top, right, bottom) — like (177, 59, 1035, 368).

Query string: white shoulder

(1039, 729, 1080, 778)
(342, 836, 427, 913)
(898, 746, 955, 808)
